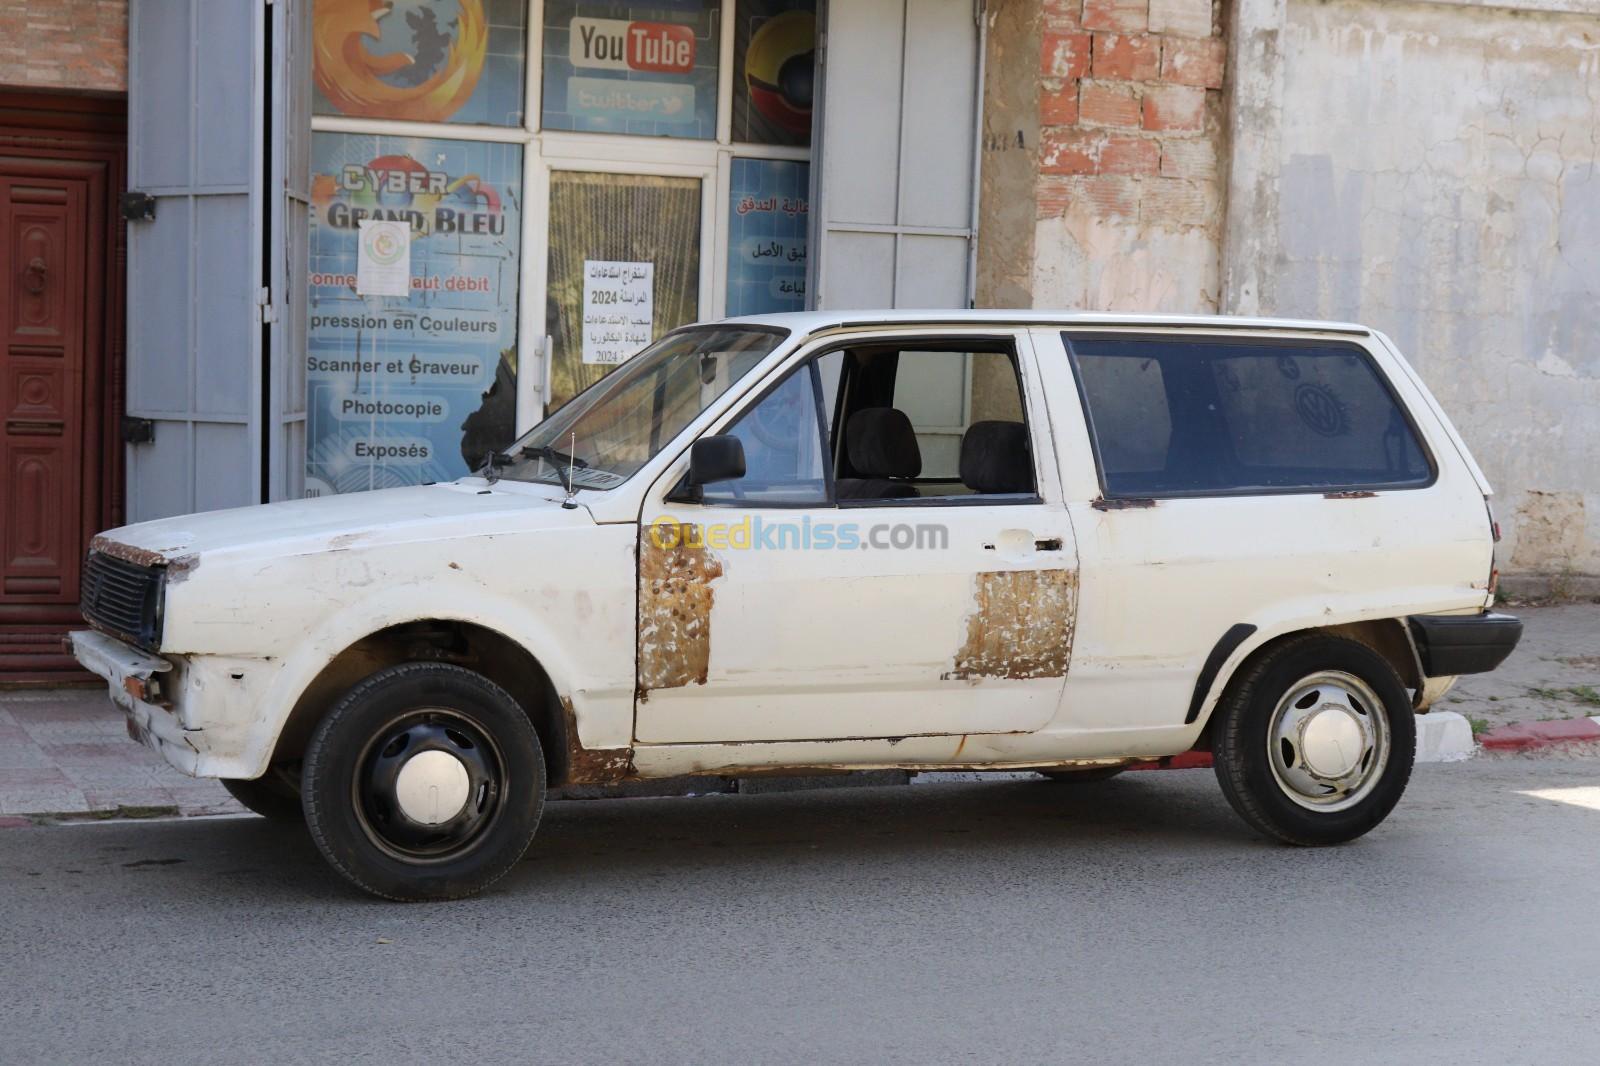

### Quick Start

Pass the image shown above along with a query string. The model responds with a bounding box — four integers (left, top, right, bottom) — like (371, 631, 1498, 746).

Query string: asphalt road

(4, 757, 1599, 1064)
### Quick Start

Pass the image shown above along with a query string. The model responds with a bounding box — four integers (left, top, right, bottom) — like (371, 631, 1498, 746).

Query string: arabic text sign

(582, 260, 654, 365)
(726, 157, 809, 316)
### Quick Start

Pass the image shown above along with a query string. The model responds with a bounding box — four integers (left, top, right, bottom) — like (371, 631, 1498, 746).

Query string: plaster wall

(1222, 0, 1600, 573)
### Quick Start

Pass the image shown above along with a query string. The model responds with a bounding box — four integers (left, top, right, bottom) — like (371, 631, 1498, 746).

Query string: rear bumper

(1407, 612, 1522, 677)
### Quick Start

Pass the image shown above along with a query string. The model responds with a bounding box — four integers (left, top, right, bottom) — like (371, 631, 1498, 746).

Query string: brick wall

(1028, 0, 1227, 312)
(0, 0, 127, 94)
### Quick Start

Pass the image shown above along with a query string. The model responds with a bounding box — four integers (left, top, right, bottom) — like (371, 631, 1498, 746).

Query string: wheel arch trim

(1188, 613, 1430, 735)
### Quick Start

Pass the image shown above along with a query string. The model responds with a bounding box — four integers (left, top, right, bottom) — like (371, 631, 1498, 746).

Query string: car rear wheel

(1212, 635, 1415, 846)
(221, 765, 302, 821)
(302, 663, 546, 901)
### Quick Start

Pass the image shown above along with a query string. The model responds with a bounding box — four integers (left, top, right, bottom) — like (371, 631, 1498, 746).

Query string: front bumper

(68, 629, 203, 775)
(1407, 612, 1523, 678)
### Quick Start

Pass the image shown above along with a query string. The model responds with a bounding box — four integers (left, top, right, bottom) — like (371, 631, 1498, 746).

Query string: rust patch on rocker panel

(637, 523, 725, 692)
(947, 569, 1078, 680)
(558, 696, 634, 786)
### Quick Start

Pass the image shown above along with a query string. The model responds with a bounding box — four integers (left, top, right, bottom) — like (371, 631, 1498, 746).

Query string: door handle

(983, 530, 1063, 555)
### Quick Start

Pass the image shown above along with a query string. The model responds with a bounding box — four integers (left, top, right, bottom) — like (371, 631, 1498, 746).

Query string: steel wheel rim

(352, 708, 506, 864)
(1267, 670, 1390, 812)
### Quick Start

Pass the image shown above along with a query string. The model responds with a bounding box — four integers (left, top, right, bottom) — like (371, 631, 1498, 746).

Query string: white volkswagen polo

(72, 312, 1521, 899)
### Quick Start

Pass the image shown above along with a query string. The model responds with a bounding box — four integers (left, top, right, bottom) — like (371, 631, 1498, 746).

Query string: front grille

(80, 551, 164, 650)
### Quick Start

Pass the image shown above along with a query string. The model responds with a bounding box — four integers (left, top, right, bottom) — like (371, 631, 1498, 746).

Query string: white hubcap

(1267, 670, 1390, 812)
(1300, 707, 1365, 778)
(394, 749, 471, 825)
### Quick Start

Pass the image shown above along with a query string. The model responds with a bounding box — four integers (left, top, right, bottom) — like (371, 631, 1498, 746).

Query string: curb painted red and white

(1478, 715, 1600, 753)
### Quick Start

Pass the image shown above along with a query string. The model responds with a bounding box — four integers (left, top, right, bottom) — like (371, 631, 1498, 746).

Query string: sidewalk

(0, 688, 240, 821)
(2, 603, 1595, 821)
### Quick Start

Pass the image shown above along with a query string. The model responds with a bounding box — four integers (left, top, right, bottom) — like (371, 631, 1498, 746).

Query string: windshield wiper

(520, 444, 589, 471)
(479, 450, 514, 485)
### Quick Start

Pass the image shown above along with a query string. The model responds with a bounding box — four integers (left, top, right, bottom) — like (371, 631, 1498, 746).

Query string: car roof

(720, 309, 1372, 336)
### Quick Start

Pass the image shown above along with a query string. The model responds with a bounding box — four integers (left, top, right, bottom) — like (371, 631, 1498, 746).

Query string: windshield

(490, 326, 787, 490)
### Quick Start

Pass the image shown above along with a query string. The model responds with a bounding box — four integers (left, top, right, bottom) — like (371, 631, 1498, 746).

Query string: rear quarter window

(1065, 334, 1434, 497)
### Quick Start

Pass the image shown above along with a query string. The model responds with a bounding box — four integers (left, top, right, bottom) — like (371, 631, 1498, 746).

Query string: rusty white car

(71, 312, 1522, 900)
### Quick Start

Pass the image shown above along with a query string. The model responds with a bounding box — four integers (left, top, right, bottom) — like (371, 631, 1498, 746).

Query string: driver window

(832, 342, 1036, 502)
(700, 361, 828, 506)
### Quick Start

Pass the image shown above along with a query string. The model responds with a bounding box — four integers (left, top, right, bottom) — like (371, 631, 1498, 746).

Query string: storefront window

(305, 2, 818, 494)
(305, 133, 523, 495)
(726, 157, 808, 316)
(730, 0, 815, 146)
(311, 0, 529, 126)
(540, 2, 721, 138)
(545, 171, 702, 410)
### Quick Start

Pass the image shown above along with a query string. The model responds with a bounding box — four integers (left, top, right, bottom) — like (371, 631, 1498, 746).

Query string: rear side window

(1065, 334, 1433, 497)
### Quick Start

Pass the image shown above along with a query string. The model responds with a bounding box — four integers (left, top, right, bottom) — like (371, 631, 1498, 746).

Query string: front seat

(959, 420, 1034, 494)
(836, 407, 922, 500)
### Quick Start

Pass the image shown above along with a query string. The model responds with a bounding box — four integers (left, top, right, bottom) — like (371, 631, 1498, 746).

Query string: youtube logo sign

(570, 18, 697, 74)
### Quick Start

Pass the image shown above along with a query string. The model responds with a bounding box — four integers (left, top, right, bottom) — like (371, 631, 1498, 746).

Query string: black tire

(302, 663, 545, 901)
(1040, 767, 1126, 783)
(1212, 635, 1415, 846)
(221, 766, 303, 821)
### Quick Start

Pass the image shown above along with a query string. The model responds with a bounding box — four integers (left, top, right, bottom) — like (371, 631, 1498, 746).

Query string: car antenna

(561, 429, 579, 509)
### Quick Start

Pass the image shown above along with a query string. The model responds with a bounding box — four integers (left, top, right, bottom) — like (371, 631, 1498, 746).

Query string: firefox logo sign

(744, 10, 815, 138)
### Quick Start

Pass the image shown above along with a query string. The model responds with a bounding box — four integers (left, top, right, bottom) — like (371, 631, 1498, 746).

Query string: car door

(632, 329, 1080, 745)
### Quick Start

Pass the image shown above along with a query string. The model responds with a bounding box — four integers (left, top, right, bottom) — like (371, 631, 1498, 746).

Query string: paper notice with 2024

(356, 219, 412, 297)
(582, 260, 653, 365)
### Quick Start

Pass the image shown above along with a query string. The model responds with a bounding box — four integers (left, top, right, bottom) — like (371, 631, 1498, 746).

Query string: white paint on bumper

(68, 630, 203, 776)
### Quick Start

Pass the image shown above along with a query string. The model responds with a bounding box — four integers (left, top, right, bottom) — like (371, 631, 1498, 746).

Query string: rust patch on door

(948, 570, 1077, 680)
(637, 522, 724, 691)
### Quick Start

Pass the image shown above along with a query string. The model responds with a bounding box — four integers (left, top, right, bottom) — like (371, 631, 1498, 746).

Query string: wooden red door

(0, 161, 101, 677)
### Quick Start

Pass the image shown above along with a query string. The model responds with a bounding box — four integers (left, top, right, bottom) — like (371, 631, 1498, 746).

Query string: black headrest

(960, 421, 1033, 494)
(846, 408, 922, 480)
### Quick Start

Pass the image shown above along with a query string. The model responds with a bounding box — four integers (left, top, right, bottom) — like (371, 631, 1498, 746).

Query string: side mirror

(671, 435, 746, 501)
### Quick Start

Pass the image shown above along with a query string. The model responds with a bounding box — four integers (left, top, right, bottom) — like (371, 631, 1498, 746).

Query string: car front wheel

(302, 663, 546, 901)
(220, 765, 302, 821)
(1212, 635, 1415, 846)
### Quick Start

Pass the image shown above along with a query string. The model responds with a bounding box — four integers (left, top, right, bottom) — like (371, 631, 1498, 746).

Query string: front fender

(175, 526, 638, 779)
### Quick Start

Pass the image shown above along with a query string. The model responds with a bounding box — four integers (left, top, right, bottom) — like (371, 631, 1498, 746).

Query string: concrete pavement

(3, 755, 1599, 1064)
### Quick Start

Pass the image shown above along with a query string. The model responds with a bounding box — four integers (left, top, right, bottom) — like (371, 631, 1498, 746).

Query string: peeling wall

(1222, 0, 1600, 573)
(977, 0, 1045, 310)
(1028, 0, 1230, 314)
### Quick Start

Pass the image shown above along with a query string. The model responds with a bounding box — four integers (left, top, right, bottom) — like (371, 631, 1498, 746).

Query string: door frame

(0, 91, 127, 682)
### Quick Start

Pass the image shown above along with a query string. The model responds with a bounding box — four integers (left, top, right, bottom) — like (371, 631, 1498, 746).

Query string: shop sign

(726, 157, 809, 317)
(570, 18, 697, 73)
(306, 134, 522, 496)
(542, 2, 718, 139)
